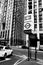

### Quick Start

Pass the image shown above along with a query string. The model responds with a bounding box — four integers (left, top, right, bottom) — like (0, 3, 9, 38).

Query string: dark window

(2, 23, 5, 30)
(34, 24, 37, 28)
(0, 1, 1, 7)
(34, 20, 37, 23)
(39, 20, 42, 23)
(28, 10, 32, 14)
(42, 8, 43, 11)
(1, 31, 2, 37)
(28, 2, 32, 9)
(39, 0, 42, 2)
(34, 9, 37, 13)
(28, 0, 32, 1)
(39, 24, 42, 28)
(3, 31, 4, 37)
(34, 16, 37, 19)
(39, 17, 42, 20)
(39, 2, 42, 5)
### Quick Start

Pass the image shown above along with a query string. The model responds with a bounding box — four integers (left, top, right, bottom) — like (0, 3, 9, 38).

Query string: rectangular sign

(24, 14, 32, 22)
(24, 15, 31, 21)
(24, 14, 33, 31)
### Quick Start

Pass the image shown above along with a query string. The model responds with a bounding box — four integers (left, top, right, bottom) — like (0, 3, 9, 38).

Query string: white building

(24, 0, 43, 49)
(0, 0, 14, 45)
(0, 0, 24, 46)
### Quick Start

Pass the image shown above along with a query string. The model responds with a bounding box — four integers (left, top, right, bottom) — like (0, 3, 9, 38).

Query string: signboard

(24, 15, 31, 21)
(24, 22, 32, 30)
(24, 14, 33, 32)
(24, 30, 31, 34)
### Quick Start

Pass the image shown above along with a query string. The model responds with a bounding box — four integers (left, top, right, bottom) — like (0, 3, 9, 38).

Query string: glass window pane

(34, 24, 37, 28)
(39, 24, 42, 28)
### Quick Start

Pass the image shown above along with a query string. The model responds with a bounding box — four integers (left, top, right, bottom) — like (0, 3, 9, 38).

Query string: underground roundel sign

(24, 23, 31, 29)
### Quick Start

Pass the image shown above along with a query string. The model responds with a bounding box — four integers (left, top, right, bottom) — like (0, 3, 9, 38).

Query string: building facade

(24, 0, 43, 49)
(11, 0, 24, 46)
(0, 0, 24, 46)
(0, 0, 14, 45)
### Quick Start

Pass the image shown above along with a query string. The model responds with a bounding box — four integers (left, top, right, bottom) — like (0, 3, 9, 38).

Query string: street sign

(24, 14, 33, 32)
(24, 30, 31, 34)
(24, 15, 31, 21)
(24, 22, 32, 30)
(24, 23, 31, 29)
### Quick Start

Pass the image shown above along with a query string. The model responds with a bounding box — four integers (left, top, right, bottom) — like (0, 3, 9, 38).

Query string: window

(39, 24, 43, 31)
(34, 24, 37, 31)
(39, 20, 42, 23)
(1, 31, 2, 38)
(28, 10, 32, 14)
(39, 24, 42, 28)
(39, 0, 42, 2)
(34, 6, 37, 9)
(39, 2, 42, 5)
(39, 17, 42, 20)
(28, 0, 32, 1)
(28, 2, 32, 9)
(34, 9, 37, 13)
(4, 6, 7, 12)
(3, 31, 4, 37)
(34, 20, 37, 23)
(34, 17, 37, 20)
(0, 1, 1, 7)
(2, 23, 5, 30)
(34, 3, 37, 5)
(39, 12, 42, 16)
(34, 24, 37, 28)
(28, 0, 32, 14)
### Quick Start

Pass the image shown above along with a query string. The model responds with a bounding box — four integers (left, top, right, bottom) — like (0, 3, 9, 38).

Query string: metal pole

(35, 47, 37, 60)
(28, 34, 30, 61)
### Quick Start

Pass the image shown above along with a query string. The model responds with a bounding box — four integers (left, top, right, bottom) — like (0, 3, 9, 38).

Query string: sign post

(28, 30, 31, 61)
(24, 14, 33, 61)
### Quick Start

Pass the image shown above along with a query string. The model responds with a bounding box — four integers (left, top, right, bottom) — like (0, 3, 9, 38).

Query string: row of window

(0, 30, 9, 39)
(39, 0, 42, 23)
(28, 0, 32, 14)
(34, 0, 37, 23)
(34, 23, 43, 31)
(3, 0, 8, 23)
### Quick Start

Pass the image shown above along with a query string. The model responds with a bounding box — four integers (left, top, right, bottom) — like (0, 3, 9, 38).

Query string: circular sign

(24, 23, 31, 29)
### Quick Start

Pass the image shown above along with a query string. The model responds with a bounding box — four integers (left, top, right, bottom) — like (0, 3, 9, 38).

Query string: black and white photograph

(0, 0, 43, 65)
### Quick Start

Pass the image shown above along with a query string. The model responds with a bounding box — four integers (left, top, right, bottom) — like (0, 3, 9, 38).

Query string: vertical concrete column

(32, 0, 34, 32)
(6, 0, 14, 45)
(37, 0, 40, 50)
(27, 0, 28, 15)
(26, 0, 29, 47)
(26, 36, 28, 47)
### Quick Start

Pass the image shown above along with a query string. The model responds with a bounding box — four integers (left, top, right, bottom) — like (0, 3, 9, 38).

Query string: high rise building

(0, 0, 14, 45)
(11, 0, 24, 45)
(24, 0, 43, 49)
(0, 0, 24, 46)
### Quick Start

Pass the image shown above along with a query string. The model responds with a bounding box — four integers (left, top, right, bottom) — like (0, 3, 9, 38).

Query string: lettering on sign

(24, 15, 31, 20)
